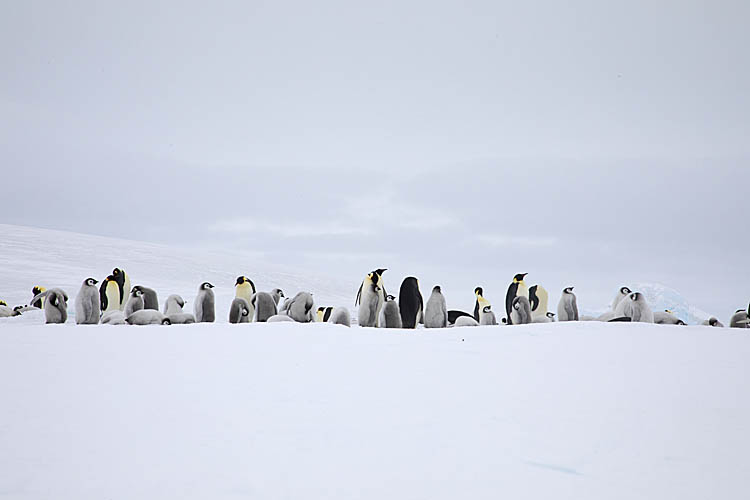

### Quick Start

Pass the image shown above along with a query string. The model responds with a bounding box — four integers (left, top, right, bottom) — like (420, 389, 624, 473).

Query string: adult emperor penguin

(505, 273, 529, 325)
(317, 306, 334, 323)
(30, 285, 46, 309)
(381, 295, 403, 328)
(528, 284, 549, 322)
(479, 304, 498, 325)
(473, 287, 490, 322)
(329, 307, 351, 327)
(557, 287, 579, 322)
(75, 278, 100, 324)
(111, 268, 131, 310)
(126, 309, 171, 325)
(30, 288, 68, 324)
(510, 296, 532, 325)
(611, 286, 633, 311)
(99, 275, 121, 314)
(285, 291, 315, 323)
(615, 292, 653, 323)
(653, 310, 686, 325)
(235, 276, 257, 321)
(729, 309, 750, 328)
(355, 269, 387, 327)
(163, 294, 195, 324)
(448, 310, 474, 325)
(701, 317, 724, 327)
(270, 288, 285, 306)
(124, 286, 145, 317)
(398, 277, 423, 329)
(424, 285, 448, 328)
(252, 291, 278, 322)
(194, 282, 215, 323)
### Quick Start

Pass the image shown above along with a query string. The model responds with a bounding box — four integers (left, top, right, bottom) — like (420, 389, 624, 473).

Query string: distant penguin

(139, 286, 159, 310)
(557, 287, 579, 322)
(381, 295, 402, 328)
(533, 311, 556, 323)
(510, 296, 532, 325)
(546, 311, 556, 322)
(473, 287, 491, 322)
(235, 276, 256, 321)
(285, 291, 315, 323)
(30, 285, 46, 309)
(455, 316, 479, 327)
(270, 288, 285, 306)
(163, 294, 195, 324)
(99, 275, 121, 313)
(479, 304, 498, 325)
(505, 273, 529, 325)
(398, 277, 423, 329)
(329, 307, 351, 327)
(194, 282, 215, 323)
(615, 292, 653, 323)
(528, 284, 549, 322)
(30, 288, 68, 324)
(729, 309, 750, 328)
(101, 310, 127, 325)
(448, 310, 474, 325)
(111, 268, 131, 310)
(124, 286, 145, 317)
(229, 297, 250, 324)
(424, 285, 448, 328)
(253, 292, 278, 322)
(611, 286, 633, 311)
(75, 278, 100, 324)
(701, 317, 724, 327)
(653, 310, 686, 325)
(0, 302, 20, 317)
(355, 269, 387, 327)
(126, 309, 171, 325)
(316, 306, 334, 322)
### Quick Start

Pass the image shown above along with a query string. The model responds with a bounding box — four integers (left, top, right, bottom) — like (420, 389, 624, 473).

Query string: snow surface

(1, 225, 749, 499)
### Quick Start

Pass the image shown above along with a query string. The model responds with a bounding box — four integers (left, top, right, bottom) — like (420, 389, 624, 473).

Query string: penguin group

(2, 267, 748, 330)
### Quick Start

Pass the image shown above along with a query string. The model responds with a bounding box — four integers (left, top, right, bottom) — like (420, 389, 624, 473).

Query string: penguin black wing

(505, 282, 518, 325)
(99, 280, 108, 311)
(473, 300, 480, 322)
(448, 310, 474, 325)
(529, 285, 540, 312)
(608, 316, 632, 322)
(355, 281, 363, 307)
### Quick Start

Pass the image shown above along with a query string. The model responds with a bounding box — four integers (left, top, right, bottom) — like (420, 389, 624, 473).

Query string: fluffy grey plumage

(479, 305, 497, 325)
(267, 314, 295, 322)
(424, 286, 448, 328)
(653, 310, 686, 325)
(124, 287, 145, 317)
(614, 292, 653, 323)
(454, 316, 479, 327)
(729, 310, 750, 328)
(285, 291, 315, 323)
(253, 292, 278, 322)
(381, 298, 402, 328)
(229, 297, 251, 324)
(101, 310, 127, 325)
(701, 317, 724, 327)
(557, 287, 579, 322)
(510, 295, 532, 325)
(270, 288, 285, 306)
(126, 309, 171, 325)
(611, 286, 632, 311)
(75, 278, 100, 324)
(329, 307, 351, 326)
(139, 286, 159, 310)
(194, 282, 215, 323)
(30, 288, 68, 324)
(162, 294, 195, 324)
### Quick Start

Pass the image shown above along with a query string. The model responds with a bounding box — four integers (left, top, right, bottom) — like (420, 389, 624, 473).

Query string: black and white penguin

(99, 275, 121, 314)
(317, 306, 334, 323)
(235, 276, 257, 321)
(381, 295, 402, 328)
(505, 273, 528, 325)
(398, 277, 423, 329)
(30, 285, 46, 309)
(473, 287, 491, 322)
(111, 268, 131, 310)
(355, 269, 387, 327)
(528, 284, 549, 322)
(448, 310, 474, 325)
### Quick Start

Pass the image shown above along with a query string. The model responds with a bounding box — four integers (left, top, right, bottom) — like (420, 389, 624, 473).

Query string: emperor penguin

(701, 317, 724, 327)
(729, 309, 750, 328)
(0, 302, 20, 317)
(528, 284, 549, 322)
(228, 298, 250, 323)
(329, 307, 351, 327)
(194, 282, 216, 323)
(653, 310, 686, 325)
(126, 309, 171, 325)
(267, 314, 295, 322)
(615, 292, 653, 323)
(111, 268, 131, 310)
(252, 291, 278, 322)
(557, 287, 579, 322)
(270, 288, 285, 306)
(505, 273, 529, 325)
(235, 276, 256, 321)
(30, 285, 46, 308)
(163, 294, 195, 324)
(124, 286, 145, 317)
(99, 275, 121, 313)
(381, 295, 403, 328)
(398, 277, 423, 329)
(448, 310, 474, 325)
(74, 278, 100, 324)
(317, 306, 334, 322)
(139, 286, 159, 310)
(455, 315, 480, 327)
(611, 286, 633, 311)
(479, 304, 498, 325)
(101, 310, 127, 325)
(355, 269, 387, 327)
(285, 291, 315, 323)
(473, 287, 490, 322)
(30, 288, 68, 324)
(510, 296, 532, 325)
(424, 285, 448, 328)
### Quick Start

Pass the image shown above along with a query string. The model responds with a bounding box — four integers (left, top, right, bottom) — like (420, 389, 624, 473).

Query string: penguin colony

(1, 267, 749, 329)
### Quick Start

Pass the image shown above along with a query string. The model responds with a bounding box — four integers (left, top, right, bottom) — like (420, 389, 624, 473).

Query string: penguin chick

(505, 273, 529, 325)
(701, 317, 724, 327)
(329, 307, 351, 327)
(381, 295, 402, 328)
(229, 297, 251, 324)
(355, 269, 387, 327)
(454, 316, 480, 327)
(101, 310, 127, 325)
(285, 292, 315, 323)
(75, 278, 100, 324)
(729, 309, 750, 328)
(653, 310, 686, 325)
(479, 304, 497, 325)
(270, 288, 285, 306)
(253, 292, 278, 322)
(424, 285, 448, 329)
(510, 296, 532, 325)
(0, 304, 20, 317)
(611, 286, 633, 311)
(557, 287, 579, 322)
(30, 288, 68, 324)
(267, 314, 295, 322)
(139, 286, 159, 310)
(614, 292, 653, 323)
(124, 286, 145, 317)
(194, 282, 216, 323)
(163, 295, 195, 324)
(126, 309, 171, 325)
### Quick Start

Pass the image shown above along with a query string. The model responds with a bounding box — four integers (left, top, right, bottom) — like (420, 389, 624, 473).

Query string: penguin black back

(505, 273, 528, 325)
(398, 277, 423, 329)
(473, 287, 483, 321)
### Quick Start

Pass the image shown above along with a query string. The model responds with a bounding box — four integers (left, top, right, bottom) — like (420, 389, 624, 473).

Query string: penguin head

(475, 287, 483, 297)
(630, 292, 641, 302)
(84, 278, 98, 287)
(546, 312, 556, 319)
(432, 285, 441, 294)
(374, 268, 387, 276)
(563, 286, 574, 294)
(0, 300, 6, 306)
(274, 288, 285, 298)
(512, 296, 521, 310)
(708, 317, 718, 326)
(112, 268, 123, 278)
(664, 309, 673, 314)
(32, 285, 45, 295)
(386, 294, 396, 301)
(161, 318, 172, 326)
(131, 286, 144, 297)
(620, 286, 632, 295)
(513, 273, 528, 283)
(235, 276, 250, 286)
(482, 305, 492, 313)
(200, 282, 214, 290)
(676, 320, 686, 326)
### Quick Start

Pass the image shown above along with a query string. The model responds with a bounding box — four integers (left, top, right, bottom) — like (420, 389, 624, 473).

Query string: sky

(1, 1, 749, 319)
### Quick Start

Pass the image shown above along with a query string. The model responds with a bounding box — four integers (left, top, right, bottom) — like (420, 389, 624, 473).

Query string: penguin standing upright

(75, 278, 100, 324)
(355, 269, 387, 327)
(528, 284, 549, 322)
(424, 285, 448, 328)
(505, 273, 528, 325)
(611, 286, 633, 311)
(285, 291, 315, 323)
(163, 294, 195, 324)
(557, 287, 579, 321)
(194, 282, 215, 323)
(252, 292, 278, 322)
(398, 277, 423, 329)
(381, 295, 403, 328)
(111, 268, 131, 310)
(614, 292, 652, 323)
(510, 296, 532, 325)
(473, 287, 490, 322)
(479, 304, 498, 325)
(270, 288, 285, 306)
(139, 286, 159, 310)
(99, 275, 121, 314)
(329, 307, 351, 327)
(235, 276, 256, 321)
(124, 287, 145, 317)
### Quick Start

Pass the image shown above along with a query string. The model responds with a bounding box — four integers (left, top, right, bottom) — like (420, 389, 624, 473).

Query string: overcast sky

(1, 1, 748, 319)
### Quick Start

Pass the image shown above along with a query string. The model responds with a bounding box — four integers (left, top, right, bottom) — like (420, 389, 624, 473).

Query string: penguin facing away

(557, 287, 579, 322)
(140, 286, 159, 310)
(398, 277, 423, 329)
(285, 292, 315, 323)
(126, 309, 171, 325)
(229, 297, 251, 324)
(75, 278, 100, 324)
(616, 292, 653, 323)
(510, 296, 532, 325)
(30, 288, 68, 324)
(162, 294, 195, 324)
(194, 282, 216, 323)
(355, 269, 387, 327)
(505, 273, 528, 325)
(253, 292, 278, 322)
(30, 285, 46, 309)
(381, 295, 403, 328)
(424, 285, 448, 328)
(329, 307, 351, 327)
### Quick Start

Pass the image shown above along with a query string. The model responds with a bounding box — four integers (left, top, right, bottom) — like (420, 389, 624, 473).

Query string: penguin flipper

(355, 282, 363, 307)
(448, 310, 473, 325)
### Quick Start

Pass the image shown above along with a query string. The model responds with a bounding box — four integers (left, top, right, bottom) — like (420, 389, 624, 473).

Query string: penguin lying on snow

(653, 310, 686, 325)
(448, 310, 474, 325)
(163, 295, 196, 324)
(701, 317, 724, 327)
(0, 301, 21, 317)
(102, 310, 127, 325)
(454, 316, 479, 327)
(126, 309, 171, 325)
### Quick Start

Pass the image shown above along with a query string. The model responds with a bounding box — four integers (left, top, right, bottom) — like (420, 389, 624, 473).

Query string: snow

(1, 225, 749, 499)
